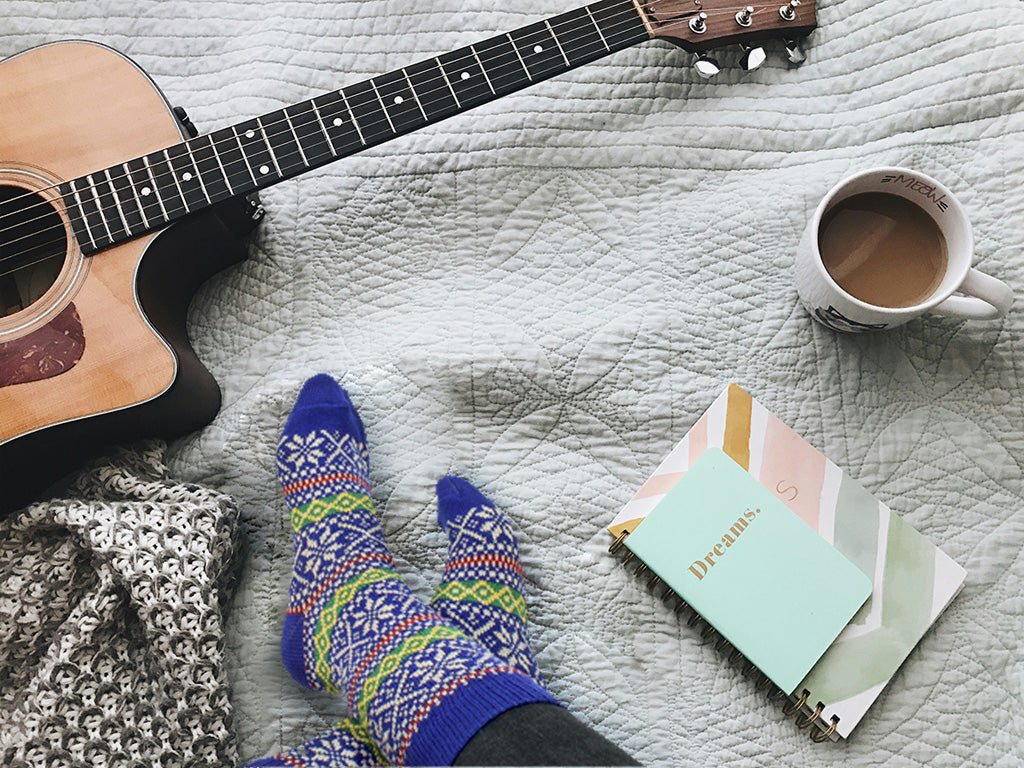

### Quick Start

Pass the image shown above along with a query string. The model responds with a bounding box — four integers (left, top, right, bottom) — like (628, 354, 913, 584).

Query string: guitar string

(0, 3, 793, 273)
(0, 5, 650, 259)
(0, 2, 785, 231)
(0, 2, 780, 242)
(0, 3, 790, 278)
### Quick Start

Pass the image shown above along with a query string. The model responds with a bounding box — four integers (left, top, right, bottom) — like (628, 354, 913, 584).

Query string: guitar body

(0, 42, 256, 512)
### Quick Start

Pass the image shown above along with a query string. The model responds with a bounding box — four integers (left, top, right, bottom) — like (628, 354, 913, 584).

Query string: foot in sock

(243, 720, 384, 767)
(430, 475, 543, 683)
(272, 374, 556, 766)
(246, 471, 551, 768)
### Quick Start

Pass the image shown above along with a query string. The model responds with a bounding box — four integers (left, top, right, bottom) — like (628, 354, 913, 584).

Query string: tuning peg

(784, 39, 807, 65)
(692, 54, 721, 79)
(779, 0, 801, 21)
(739, 44, 767, 71)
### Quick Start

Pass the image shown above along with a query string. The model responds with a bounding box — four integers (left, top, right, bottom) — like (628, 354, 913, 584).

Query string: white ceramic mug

(795, 167, 1012, 333)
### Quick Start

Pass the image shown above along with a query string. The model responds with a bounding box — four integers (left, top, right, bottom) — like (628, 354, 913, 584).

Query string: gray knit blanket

(0, 443, 242, 768)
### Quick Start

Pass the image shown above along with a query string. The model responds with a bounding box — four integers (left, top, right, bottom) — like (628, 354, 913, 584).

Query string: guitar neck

(61, 0, 649, 255)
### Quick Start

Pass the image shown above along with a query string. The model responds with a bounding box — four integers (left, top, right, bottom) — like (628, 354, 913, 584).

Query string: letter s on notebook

(624, 447, 872, 697)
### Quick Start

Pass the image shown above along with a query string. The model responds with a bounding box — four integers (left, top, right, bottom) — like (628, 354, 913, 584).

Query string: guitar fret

(87, 175, 115, 242)
(189, 147, 213, 205)
(587, 0, 649, 52)
(470, 46, 496, 95)
(310, 91, 363, 155)
(338, 90, 367, 146)
(284, 102, 331, 165)
(310, 100, 339, 156)
(437, 49, 493, 112)
(370, 80, 396, 133)
(125, 157, 165, 227)
(116, 162, 148, 231)
(262, 110, 307, 178)
(103, 169, 134, 237)
(67, 179, 99, 252)
(586, 6, 611, 51)
(163, 149, 192, 214)
(213, 144, 235, 195)
(166, 142, 210, 209)
(344, 81, 395, 146)
(509, 22, 568, 81)
(255, 118, 283, 176)
(230, 126, 259, 186)
(141, 157, 169, 221)
(554, 6, 614, 67)
(283, 109, 310, 167)
(404, 59, 459, 123)
(189, 133, 233, 201)
(507, 33, 532, 81)
(545, 20, 572, 67)
(207, 126, 254, 194)
(88, 172, 128, 243)
(403, 68, 429, 121)
(373, 69, 424, 135)
(144, 153, 185, 219)
(438, 59, 462, 107)
(233, 119, 280, 185)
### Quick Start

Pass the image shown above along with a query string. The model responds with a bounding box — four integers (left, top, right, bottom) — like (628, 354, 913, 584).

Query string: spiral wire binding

(608, 530, 841, 743)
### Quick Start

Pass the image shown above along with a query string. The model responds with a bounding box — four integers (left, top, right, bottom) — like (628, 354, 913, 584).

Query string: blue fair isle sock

(430, 476, 544, 684)
(241, 719, 384, 767)
(275, 374, 556, 766)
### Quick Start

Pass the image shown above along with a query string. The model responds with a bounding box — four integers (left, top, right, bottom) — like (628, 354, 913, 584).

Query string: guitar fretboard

(60, 0, 649, 255)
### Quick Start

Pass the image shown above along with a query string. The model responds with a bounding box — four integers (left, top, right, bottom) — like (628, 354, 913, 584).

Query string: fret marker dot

(245, 130, 256, 139)
(333, 118, 343, 127)
(461, 71, 470, 80)
(141, 187, 151, 196)
(534, 44, 543, 53)
(394, 96, 404, 104)
(259, 165, 270, 175)
(182, 172, 192, 181)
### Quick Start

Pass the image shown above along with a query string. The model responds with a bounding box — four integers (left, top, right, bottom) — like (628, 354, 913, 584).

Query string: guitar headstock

(637, 0, 817, 75)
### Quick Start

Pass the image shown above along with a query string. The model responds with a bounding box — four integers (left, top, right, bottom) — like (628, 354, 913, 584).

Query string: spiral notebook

(608, 384, 967, 741)
(624, 447, 872, 695)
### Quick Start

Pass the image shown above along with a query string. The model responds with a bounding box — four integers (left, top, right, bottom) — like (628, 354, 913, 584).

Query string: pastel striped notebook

(608, 383, 966, 741)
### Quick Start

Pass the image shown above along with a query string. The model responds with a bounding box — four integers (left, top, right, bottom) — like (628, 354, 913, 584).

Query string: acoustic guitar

(0, 0, 816, 512)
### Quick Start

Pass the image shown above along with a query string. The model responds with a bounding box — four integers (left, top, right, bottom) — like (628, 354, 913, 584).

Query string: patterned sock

(242, 720, 383, 767)
(430, 476, 544, 683)
(274, 374, 556, 766)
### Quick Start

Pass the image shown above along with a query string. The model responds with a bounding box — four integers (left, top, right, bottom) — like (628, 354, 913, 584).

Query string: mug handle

(930, 268, 1013, 320)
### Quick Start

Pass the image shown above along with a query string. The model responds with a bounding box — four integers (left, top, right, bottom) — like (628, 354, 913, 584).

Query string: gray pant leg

(453, 703, 640, 766)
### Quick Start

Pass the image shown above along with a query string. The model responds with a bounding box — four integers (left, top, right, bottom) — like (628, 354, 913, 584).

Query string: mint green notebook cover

(625, 448, 872, 695)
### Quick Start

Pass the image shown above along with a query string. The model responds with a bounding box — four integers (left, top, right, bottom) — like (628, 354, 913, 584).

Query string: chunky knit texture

(269, 375, 555, 766)
(0, 442, 241, 768)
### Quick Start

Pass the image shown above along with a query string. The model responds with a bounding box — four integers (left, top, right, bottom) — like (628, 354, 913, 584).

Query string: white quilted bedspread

(4, 0, 1023, 764)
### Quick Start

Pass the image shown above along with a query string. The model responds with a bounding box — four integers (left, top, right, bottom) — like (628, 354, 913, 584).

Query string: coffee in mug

(819, 192, 947, 308)
(795, 167, 1012, 333)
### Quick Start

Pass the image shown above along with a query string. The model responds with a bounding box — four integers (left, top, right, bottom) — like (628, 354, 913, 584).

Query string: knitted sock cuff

(400, 667, 559, 767)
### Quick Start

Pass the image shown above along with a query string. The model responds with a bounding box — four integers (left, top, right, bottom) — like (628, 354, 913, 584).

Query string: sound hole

(0, 184, 67, 319)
